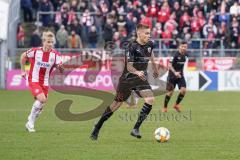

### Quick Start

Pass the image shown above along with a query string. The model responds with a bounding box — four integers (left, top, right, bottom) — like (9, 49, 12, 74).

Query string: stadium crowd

(19, 0, 240, 50)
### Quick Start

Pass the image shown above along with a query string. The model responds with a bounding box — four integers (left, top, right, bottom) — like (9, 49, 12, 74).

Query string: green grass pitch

(1, 90, 240, 160)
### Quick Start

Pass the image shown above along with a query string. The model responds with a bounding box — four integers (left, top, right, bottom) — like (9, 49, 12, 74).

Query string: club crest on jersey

(148, 47, 151, 53)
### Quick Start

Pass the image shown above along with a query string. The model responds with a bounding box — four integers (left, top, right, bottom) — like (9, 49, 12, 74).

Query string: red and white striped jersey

(26, 47, 62, 86)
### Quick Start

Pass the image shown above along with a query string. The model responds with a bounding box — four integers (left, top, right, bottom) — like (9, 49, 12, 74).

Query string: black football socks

(133, 103, 152, 130)
(176, 93, 185, 105)
(164, 95, 171, 108)
(95, 106, 113, 130)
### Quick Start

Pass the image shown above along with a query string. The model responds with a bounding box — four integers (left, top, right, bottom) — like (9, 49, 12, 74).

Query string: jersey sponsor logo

(37, 61, 50, 68)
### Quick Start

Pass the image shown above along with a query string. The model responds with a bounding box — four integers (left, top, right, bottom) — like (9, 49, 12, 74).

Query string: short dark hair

(179, 40, 188, 45)
(136, 23, 150, 31)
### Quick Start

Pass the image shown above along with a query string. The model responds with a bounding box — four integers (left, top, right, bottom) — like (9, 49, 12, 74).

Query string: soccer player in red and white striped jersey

(20, 31, 64, 132)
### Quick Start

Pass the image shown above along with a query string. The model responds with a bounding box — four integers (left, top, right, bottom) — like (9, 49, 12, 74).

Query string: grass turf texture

(0, 90, 240, 160)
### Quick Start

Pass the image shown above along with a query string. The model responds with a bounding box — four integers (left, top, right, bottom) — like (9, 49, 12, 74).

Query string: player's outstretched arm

(127, 62, 146, 81)
(20, 52, 28, 79)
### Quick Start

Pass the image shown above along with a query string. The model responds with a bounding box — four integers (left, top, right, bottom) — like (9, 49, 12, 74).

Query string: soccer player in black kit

(162, 41, 188, 113)
(90, 24, 159, 140)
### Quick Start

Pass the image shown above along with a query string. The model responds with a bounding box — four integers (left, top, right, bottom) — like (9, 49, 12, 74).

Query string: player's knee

(145, 96, 155, 105)
(167, 91, 174, 96)
(110, 102, 122, 112)
(39, 97, 48, 103)
(180, 88, 186, 95)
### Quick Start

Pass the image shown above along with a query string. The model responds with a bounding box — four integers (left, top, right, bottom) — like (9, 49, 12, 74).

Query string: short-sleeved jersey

(169, 51, 188, 78)
(26, 47, 62, 86)
(121, 40, 154, 79)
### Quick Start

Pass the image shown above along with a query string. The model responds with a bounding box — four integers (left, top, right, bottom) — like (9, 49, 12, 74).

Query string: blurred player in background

(20, 31, 64, 132)
(162, 41, 188, 113)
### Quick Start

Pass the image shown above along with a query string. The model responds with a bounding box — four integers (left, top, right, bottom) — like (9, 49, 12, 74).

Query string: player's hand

(174, 72, 182, 78)
(136, 71, 146, 81)
(153, 71, 159, 79)
(21, 71, 27, 80)
(57, 64, 64, 73)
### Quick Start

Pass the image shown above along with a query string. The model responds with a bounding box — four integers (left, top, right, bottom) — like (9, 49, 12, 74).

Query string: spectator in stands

(172, 1, 182, 24)
(94, 10, 104, 34)
(131, 1, 142, 21)
(164, 12, 178, 35)
(39, 0, 53, 27)
(208, 9, 218, 23)
(179, 11, 191, 30)
(103, 18, 114, 43)
(89, 0, 99, 12)
(180, 26, 192, 43)
(157, 2, 171, 26)
(60, 2, 70, 27)
(230, 1, 239, 16)
(81, 9, 95, 43)
(205, 0, 219, 13)
(161, 28, 172, 56)
(146, 0, 158, 26)
(68, 30, 83, 49)
(152, 22, 162, 39)
(140, 14, 152, 28)
(82, 9, 94, 28)
(88, 26, 98, 48)
(68, 18, 82, 38)
(21, 0, 33, 22)
(19, 0, 240, 51)
(129, 31, 137, 42)
(191, 16, 201, 39)
(218, 1, 231, 24)
(32, 0, 39, 21)
(30, 29, 42, 47)
(50, 0, 62, 11)
(78, 0, 88, 12)
(117, 15, 127, 36)
(112, 32, 121, 49)
(203, 19, 218, 49)
(182, 0, 192, 15)
(56, 25, 68, 48)
(203, 19, 218, 39)
(98, 0, 110, 15)
(70, 0, 78, 12)
(224, 0, 235, 13)
(17, 23, 25, 48)
(197, 10, 206, 29)
(230, 17, 239, 49)
(118, 27, 128, 45)
(126, 13, 137, 34)
(217, 22, 229, 48)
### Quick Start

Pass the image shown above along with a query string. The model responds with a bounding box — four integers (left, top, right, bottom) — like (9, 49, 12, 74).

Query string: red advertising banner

(202, 57, 237, 71)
